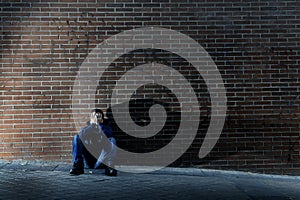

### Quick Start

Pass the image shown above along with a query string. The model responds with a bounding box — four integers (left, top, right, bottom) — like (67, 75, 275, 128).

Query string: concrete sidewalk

(0, 160, 299, 200)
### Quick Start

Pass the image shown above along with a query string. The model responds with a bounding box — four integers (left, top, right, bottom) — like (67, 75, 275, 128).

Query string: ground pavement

(0, 160, 299, 200)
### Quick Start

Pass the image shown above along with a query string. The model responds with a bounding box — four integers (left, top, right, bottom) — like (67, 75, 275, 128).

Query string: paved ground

(0, 160, 299, 200)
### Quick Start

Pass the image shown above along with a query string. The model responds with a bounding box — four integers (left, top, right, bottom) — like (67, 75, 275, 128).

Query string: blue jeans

(72, 134, 117, 168)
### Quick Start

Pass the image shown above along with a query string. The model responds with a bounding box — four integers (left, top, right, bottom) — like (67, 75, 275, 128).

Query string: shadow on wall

(105, 98, 212, 166)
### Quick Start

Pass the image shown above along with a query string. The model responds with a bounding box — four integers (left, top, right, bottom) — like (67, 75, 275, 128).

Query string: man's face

(95, 112, 103, 124)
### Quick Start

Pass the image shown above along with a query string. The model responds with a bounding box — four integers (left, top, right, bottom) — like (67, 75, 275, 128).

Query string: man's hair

(92, 108, 104, 117)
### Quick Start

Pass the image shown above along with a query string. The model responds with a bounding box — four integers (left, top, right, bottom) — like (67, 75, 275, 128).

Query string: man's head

(90, 108, 104, 124)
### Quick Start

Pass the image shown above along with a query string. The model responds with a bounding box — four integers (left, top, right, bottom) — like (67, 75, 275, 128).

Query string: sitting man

(70, 108, 117, 176)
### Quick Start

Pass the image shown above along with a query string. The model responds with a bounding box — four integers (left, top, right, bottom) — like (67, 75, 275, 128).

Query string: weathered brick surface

(1, 0, 300, 174)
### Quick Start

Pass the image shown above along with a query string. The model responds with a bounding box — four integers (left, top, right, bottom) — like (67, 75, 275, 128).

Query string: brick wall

(1, 0, 300, 175)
